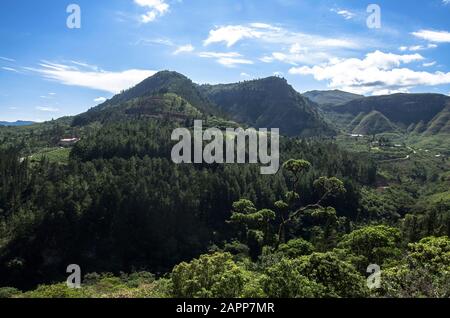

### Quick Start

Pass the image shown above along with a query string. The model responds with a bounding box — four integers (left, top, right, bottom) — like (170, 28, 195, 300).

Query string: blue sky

(1, 0, 450, 121)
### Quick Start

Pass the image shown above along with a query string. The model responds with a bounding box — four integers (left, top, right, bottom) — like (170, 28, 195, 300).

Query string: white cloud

(204, 23, 361, 68)
(203, 23, 359, 49)
(173, 44, 195, 55)
(423, 61, 437, 67)
(260, 44, 332, 65)
(134, 0, 169, 23)
(443, 0, 450, 5)
(27, 61, 156, 94)
(94, 97, 107, 103)
(198, 52, 253, 67)
(412, 29, 450, 43)
(0, 56, 15, 62)
(204, 25, 265, 47)
(36, 106, 59, 112)
(240, 72, 251, 78)
(2, 67, 19, 73)
(399, 44, 438, 51)
(134, 38, 174, 46)
(331, 9, 355, 20)
(40, 92, 56, 99)
(289, 50, 450, 95)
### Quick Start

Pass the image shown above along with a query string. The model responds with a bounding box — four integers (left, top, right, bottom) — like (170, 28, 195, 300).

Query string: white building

(59, 138, 80, 147)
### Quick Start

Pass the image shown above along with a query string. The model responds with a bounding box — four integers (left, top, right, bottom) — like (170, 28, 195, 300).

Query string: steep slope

(73, 71, 218, 125)
(423, 105, 450, 135)
(106, 71, 217, 114)
(347, 112, 367, 132)
(74, 93, 204, 125)
(333, 93, 450, 127)
(352, 111, 398, 135)
(201, 77, 336, 137)
(303, 90, 364, 107)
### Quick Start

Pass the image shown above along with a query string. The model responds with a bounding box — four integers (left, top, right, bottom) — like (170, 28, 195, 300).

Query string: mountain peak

(150, 70, 190, 81)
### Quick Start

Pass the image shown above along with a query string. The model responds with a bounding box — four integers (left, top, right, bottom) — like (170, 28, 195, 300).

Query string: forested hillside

(351, 111, 398, 135)
(0, 72, 449, 299)
(201, 77, 336, 137)
(73, 71, 220, 126)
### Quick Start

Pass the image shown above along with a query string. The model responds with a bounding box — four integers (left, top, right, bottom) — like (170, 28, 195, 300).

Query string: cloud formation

(399, 44, 437, 52)
(198, 52, 253, 67)
(423, 61, 437, 67)
(289, 50, 450, 95)
(173, 44, 195, 55)
(28, 61, 156, 94)
(260, 43, 332, 65)
(331, 9, 355, 20)
(412, 29, 450, 43)
(94, 97, 107, 103)
(0, 56, 15, 62)
(204, 23, 359, 49)
(134, 0, 169, 23)
(2, 67, 19, 73)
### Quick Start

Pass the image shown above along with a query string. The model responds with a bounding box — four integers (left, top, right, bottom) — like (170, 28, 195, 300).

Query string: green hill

(73, 71, 218, 126)
(423, 105, 450, 136)
(105, 71, 217, 114)
(201, 77, 336, 137)
(352, 111, 398, 135)
(347, 112, 367, 132)
(74, 93, 204, 125)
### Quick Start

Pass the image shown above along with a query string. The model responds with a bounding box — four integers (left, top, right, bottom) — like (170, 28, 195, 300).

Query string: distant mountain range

(73, 71, 337, 137)
(0, 120, 35, 127)
(4, 73, 448, 138)
(48, 71, 449, 138)
(305, 90, 450, 136)
(303, 90, 364, 108)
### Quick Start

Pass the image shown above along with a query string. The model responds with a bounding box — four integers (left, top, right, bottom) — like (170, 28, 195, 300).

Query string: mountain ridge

(333, 93, 450, 127)
(200, 76, 337, 137)
(303, 90, 364, 107)
(72, 71, 337, 137)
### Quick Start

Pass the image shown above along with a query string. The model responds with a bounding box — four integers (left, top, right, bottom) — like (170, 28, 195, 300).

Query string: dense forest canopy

(0, 72, 449, 298)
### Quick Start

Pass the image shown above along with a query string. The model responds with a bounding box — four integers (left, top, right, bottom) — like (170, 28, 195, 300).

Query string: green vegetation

(0, 72, 449, 298)
(30, 147, 71, 164)
(332, 93, 449, 127)
(201, 77, 336, 137)
(352, 111, 398, 135)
